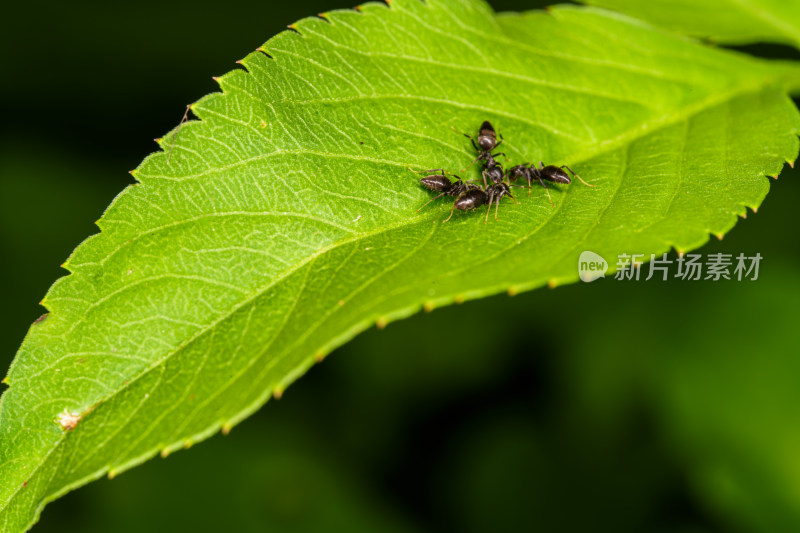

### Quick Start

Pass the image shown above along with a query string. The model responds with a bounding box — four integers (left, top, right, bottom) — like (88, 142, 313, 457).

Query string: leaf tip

(33, 313, 49, 325)
(454, 294, 464, 304)
(314, 351, 326, 363)
(376, 317, 388, 329)
(547, 279, 559, 289)
(221, 423, 232, 435)
(715, 233, 724, 241)
(771, 174, 779, 180)
(789, 159, 795, 169)
(107, 469, 118, 480)
(423, 300, 435, 313)
(160, 448, 170, 459)
(739, 211, 747, 219)
(507, 286, 519, 297)
(256, 46, 273, 59)
(184, 440, 194, 450)
(273, 386, 284, 400)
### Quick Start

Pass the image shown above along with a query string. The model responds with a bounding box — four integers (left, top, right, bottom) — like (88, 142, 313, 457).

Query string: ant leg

(507, 191, 520, 205)
(481, 170, 489, 189)
(443, 202, 458, 223)
(495, 198, 501, 220)
(450, 126, 479, 152)
(460, 154, 483, 173)
(561, 165, 595, 187)
(416, 193, 446, 213)
(537, 176, 554, 207)
(492, 151, 508, 162)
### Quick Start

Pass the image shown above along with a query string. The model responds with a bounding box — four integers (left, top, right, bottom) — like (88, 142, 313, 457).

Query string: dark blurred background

(2, 1, 799, 532)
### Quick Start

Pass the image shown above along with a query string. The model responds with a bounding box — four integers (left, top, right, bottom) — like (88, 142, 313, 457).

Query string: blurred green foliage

(1, 1, 799, 532)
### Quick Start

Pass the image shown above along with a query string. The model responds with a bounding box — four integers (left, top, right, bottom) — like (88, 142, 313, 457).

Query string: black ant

(451, 121, 507, 173)
(480, 164, 519, 223)
(508, 161, 595, 206)
(413, 169, 487, 222)
(453, 120, 519, 222)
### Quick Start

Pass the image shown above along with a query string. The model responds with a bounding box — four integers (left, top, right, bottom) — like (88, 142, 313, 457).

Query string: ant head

(477, 121, 497, 151)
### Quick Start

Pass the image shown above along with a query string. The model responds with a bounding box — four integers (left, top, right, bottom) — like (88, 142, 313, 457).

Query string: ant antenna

(409, 168, 448, 175)
(168, 105, 191, 164)
(450, 125, 481, 156)
(561, 165, 596, 188)
(449, 125, 472, 140)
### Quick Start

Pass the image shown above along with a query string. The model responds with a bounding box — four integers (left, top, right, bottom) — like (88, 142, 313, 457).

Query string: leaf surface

(579, 0, 800, 47)
(2, 1, 799, 530)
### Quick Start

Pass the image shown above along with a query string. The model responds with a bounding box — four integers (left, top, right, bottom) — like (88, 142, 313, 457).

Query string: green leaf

(1, 1, 799, 529)
(579, 0, 800, 47)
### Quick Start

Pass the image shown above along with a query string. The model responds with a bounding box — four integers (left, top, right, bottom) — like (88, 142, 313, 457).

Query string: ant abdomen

(477, 121, 498, 152)
(454, 189, 487, 211)
(420, 175, 454, 192)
